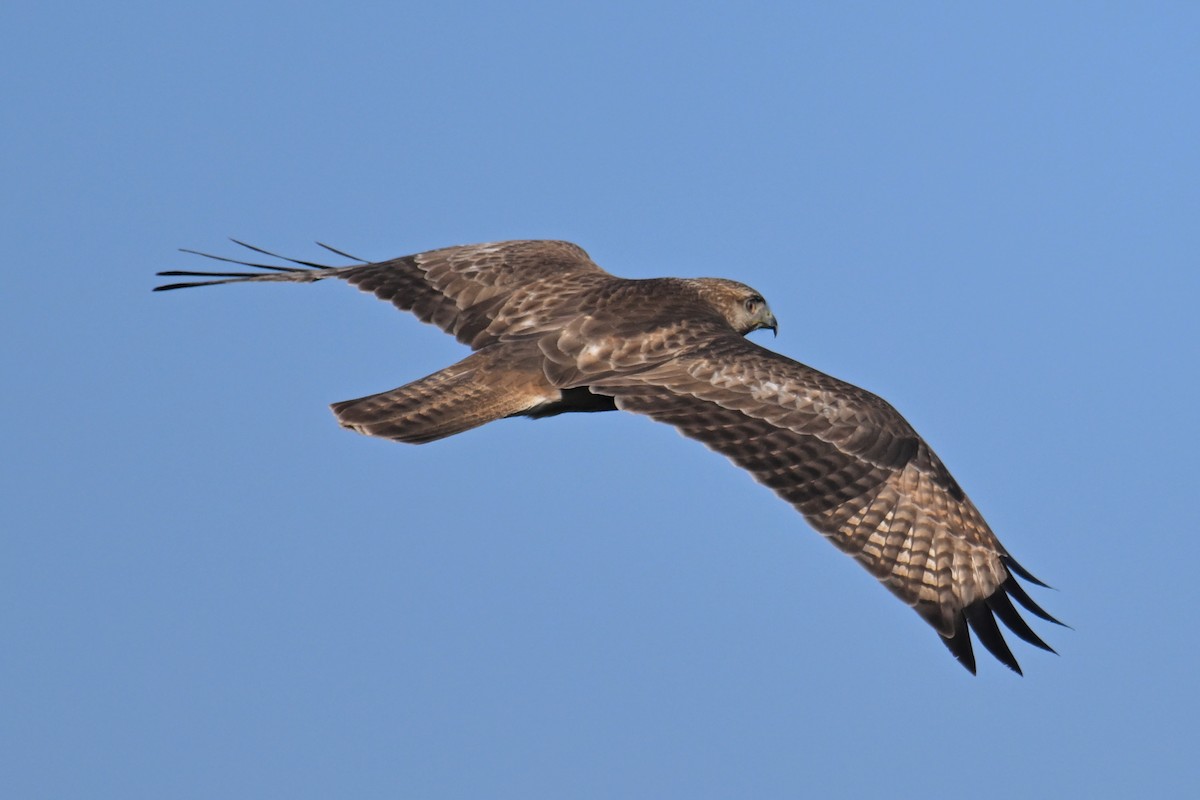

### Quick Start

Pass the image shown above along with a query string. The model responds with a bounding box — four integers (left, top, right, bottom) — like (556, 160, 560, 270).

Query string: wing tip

(154, 241, 361, 291)
(939, 624, 978, 675)
(1002, 554, 1053, 589)
(937, 559, 1062, 675)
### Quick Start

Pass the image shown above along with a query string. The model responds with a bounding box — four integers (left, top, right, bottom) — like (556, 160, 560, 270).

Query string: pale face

(685, 278, 778, 336)
(734, 289, 782, 335)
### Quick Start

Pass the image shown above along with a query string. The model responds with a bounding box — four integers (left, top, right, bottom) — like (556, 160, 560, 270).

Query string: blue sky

(4, 2, 1198, 797)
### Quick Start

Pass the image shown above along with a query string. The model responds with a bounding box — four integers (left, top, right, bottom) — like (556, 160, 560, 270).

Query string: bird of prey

(156, 239, 1061, 674)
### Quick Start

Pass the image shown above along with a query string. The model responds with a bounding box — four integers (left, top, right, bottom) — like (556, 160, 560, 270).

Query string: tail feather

(331, 348, 557, 444)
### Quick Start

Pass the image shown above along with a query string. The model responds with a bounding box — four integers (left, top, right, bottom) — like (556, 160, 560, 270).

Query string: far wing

(156, 239, 612, 349)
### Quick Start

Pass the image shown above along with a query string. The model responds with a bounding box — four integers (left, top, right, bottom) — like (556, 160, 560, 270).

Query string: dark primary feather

(948, 566, 1063, 675)
(158, 239, 1061, 673)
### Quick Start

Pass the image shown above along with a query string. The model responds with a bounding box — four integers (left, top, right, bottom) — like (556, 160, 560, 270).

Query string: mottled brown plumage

(157, 239, 1061, 673)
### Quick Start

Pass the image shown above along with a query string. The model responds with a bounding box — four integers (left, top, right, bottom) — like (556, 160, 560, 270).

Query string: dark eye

(744, 295, 763, 313)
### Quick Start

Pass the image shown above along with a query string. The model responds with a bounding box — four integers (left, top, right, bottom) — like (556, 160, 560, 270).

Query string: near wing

(155, 239, 611, 349)
(586, 334, 1061, 674)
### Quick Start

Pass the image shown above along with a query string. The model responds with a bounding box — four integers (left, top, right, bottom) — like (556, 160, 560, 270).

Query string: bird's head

(690, 278, 778, 337)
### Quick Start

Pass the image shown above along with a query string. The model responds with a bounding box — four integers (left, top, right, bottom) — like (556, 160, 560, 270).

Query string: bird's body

(158, 239, 1060, 673)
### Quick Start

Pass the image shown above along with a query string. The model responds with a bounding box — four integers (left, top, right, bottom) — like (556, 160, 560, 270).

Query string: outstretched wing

(583, 333, 1061, 674)
(155, 239, 612, 349)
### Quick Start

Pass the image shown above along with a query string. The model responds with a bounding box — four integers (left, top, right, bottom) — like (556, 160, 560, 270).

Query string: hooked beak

(762, 312, 778, 337)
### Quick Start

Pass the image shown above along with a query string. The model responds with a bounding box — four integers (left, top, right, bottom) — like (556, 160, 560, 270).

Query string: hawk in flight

(157, 239, 1061, 673)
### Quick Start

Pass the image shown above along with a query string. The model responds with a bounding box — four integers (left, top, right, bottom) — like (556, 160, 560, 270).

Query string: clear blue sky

(4, 2, 1197, 797)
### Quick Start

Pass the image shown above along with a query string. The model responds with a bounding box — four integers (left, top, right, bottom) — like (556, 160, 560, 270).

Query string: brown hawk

(157, 239, 1062, 673)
